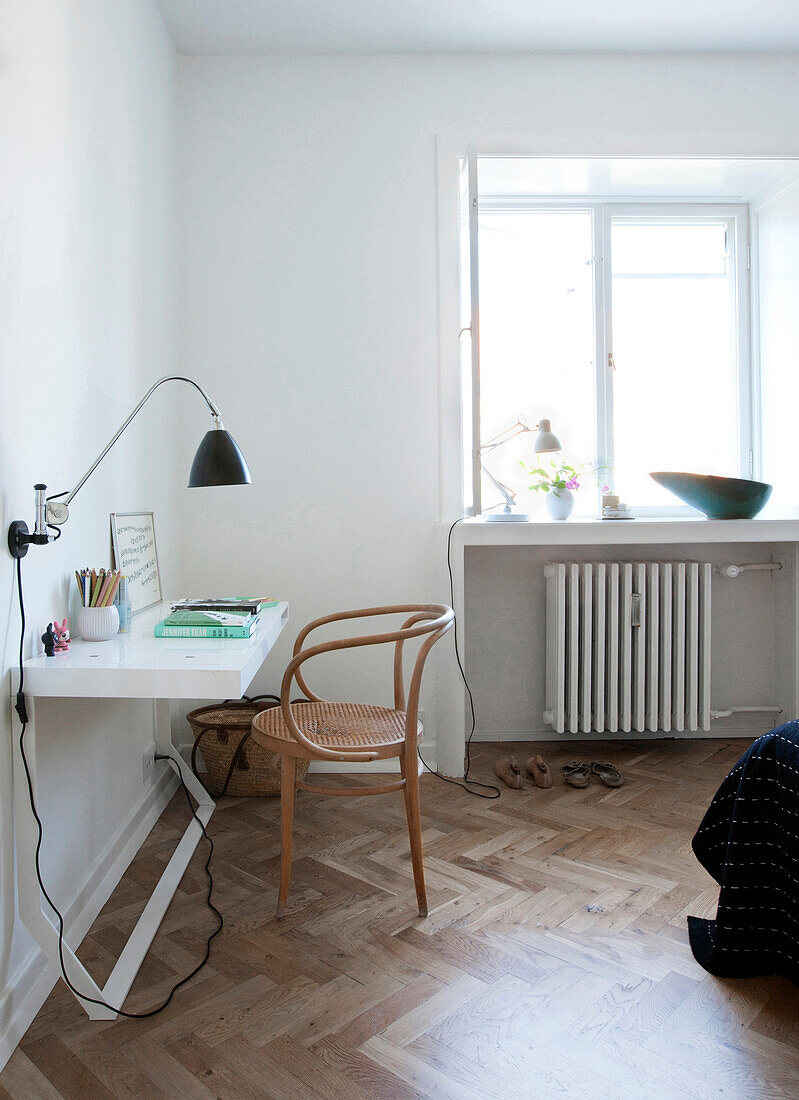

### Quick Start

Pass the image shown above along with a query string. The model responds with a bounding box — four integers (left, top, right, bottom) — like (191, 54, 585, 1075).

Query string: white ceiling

(157, 0, 799, 54)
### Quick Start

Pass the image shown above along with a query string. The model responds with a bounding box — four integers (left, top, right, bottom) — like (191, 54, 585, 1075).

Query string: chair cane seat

(251, 701, 423, 759)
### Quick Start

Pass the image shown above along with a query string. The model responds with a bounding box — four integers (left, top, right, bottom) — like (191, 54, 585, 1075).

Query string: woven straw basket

(188, 695, 310, 797)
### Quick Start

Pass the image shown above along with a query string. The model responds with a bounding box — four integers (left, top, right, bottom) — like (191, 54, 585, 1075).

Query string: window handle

(608, 352, 616, 371)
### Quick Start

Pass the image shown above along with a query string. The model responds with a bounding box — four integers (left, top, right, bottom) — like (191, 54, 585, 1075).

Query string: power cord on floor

(417, 518, 501, 799)
(14, 555, 222, 1018)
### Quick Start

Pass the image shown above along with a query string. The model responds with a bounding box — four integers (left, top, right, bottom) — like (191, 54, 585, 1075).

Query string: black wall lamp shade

(189, 428, 252, 487)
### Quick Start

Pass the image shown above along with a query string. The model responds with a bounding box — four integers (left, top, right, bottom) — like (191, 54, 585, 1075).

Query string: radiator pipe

(710, 705, 783, 720)
(718, 563, 782, 578)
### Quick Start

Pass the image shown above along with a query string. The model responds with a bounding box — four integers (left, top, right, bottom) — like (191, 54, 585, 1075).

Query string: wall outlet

(142, 743, 156, 781)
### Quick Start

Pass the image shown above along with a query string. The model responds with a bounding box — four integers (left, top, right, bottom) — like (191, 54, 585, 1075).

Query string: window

(477, 209, 596, 513)
(468, 193, 750, 517)
(609, 216, 744, 511)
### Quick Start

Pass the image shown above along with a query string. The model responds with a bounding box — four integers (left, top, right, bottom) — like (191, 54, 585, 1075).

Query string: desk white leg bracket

(13, 697, 215, 1020)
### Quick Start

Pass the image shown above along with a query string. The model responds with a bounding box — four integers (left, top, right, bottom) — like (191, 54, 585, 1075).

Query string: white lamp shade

(533, 418, 561, 453)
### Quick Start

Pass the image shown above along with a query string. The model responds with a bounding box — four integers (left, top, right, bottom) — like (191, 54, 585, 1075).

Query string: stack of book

(154, 598, 279, 639)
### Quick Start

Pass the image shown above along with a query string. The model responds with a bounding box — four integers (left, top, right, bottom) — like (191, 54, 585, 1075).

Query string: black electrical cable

(45, 490, 65, 542)
(417, 518, 500, 799)
(14, 555, 222, 1018)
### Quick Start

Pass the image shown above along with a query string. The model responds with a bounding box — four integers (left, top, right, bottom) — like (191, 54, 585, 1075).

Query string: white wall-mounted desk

(12, 599, 289, 1020)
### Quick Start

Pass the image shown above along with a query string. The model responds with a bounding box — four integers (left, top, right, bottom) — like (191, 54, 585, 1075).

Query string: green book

(154, 609, 258, 639)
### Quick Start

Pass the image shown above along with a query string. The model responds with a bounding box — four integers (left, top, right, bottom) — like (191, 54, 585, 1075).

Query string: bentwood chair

(250, 604, 454, 918)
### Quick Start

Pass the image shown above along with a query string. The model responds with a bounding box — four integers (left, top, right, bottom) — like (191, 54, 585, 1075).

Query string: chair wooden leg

(402, 751, 428, 917)
(277, 755, 298, 918)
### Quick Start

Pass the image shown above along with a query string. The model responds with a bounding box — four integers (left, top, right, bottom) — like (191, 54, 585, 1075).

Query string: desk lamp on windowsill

(481, 417, 561, 523)
(8, 374, 252, 557)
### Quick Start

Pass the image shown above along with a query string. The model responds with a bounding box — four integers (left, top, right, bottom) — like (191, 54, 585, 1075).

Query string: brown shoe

(591, 761, 624, 787)
(526, 754, 553, 788)
(496, 755, 524, 789)
(561, 761, 592, 788)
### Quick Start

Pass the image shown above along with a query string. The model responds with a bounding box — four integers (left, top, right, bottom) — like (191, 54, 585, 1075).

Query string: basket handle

(191, 726, 254, 798)
(221, 693, 280, 708)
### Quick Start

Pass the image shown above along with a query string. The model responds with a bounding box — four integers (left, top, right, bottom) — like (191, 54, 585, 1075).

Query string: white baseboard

(309, 751, 437, 773)
(309, 758, 397, 773)
(182, 738, 437, 775)
(0, 766, 178, 1071)
(471, 728, 765, 742)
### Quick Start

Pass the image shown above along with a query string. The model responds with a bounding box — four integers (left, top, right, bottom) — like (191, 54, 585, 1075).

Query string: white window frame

(434, 144, 777, 524)
(471, 197, 752, 517)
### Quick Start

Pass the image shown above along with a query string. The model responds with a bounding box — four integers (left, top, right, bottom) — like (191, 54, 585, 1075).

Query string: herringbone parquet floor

(2, 738, 798, 1100)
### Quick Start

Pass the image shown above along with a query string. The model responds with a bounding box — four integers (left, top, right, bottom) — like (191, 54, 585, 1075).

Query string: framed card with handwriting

(110, 512, 162, 613)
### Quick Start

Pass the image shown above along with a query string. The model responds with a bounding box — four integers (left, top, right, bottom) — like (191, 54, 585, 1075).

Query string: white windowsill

(450, 514, 799, 546)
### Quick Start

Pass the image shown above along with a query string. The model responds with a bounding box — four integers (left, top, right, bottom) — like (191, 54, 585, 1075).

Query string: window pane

(610, 220, 737, 508)
(612, 223, 728, 276)
(478, 210, 596, 517)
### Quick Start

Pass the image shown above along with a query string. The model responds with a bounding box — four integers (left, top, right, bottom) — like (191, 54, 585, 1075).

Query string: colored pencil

(101, 572, 121, 607)
(96, 570, 115, 607)
(101, 573, 115, 607)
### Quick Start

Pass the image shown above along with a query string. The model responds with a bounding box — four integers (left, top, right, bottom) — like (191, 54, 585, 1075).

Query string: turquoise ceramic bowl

(649, 472, 773, 520)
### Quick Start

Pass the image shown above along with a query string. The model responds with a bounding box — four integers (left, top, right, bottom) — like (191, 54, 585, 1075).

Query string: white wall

(0, 0, 179, 1061)
(178, 53, 799, 757)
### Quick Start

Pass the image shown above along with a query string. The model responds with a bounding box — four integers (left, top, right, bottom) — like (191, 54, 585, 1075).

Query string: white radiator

(544, 561, 712, 735)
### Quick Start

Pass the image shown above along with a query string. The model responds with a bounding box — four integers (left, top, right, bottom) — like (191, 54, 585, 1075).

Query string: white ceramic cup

(77, 604, 120, 642)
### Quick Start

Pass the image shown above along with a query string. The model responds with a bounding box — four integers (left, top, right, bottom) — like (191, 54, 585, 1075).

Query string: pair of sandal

(561, 761, 624, 788)
(495, 754, 552, 790)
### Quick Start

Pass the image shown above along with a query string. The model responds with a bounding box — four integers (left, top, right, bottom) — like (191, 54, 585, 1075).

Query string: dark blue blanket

(689, 721, 799, 984)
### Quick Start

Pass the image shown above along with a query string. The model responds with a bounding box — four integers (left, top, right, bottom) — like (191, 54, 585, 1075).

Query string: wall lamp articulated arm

(8, 374, 252, 559)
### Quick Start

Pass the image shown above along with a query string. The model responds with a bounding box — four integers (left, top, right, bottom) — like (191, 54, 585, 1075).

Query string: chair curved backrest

(279, 604, 454, 762)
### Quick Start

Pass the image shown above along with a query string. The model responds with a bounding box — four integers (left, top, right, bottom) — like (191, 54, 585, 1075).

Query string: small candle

(603, 494, 620, 509)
